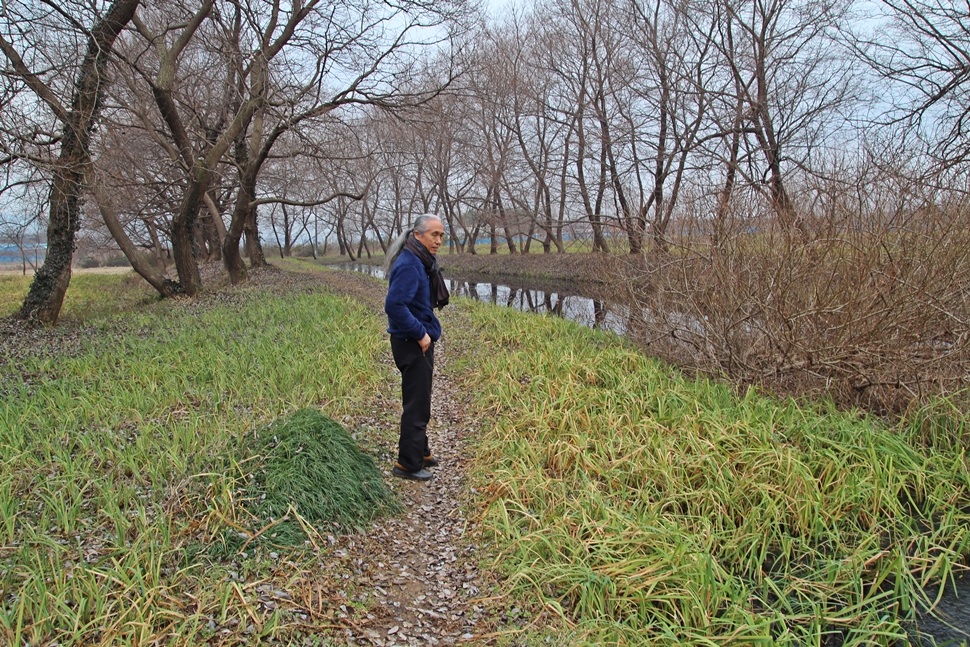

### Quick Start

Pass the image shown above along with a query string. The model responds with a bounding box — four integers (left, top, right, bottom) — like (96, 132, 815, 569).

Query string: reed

(453, 302, 970, 645)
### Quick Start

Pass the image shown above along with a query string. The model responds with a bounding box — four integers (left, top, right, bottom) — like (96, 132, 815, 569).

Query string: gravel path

(310, 267, 506, 646)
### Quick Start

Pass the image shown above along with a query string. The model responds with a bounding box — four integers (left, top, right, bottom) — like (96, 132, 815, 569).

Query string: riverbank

(323, 250, 615, 285)
(1, 263, 967, 645)
(312, 258, 970, 645)
(457, 300, 970, 645)
(333, 242, 970, 419)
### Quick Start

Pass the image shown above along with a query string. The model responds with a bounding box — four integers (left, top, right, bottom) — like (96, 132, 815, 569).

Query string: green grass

(5, 263, 969, 645)
(0, 274, 30, 316)
(241, 408, 401, 547)
(0, 271, 157, 321)
(451, 302, 970, 646)
(0, 273, 393, 645)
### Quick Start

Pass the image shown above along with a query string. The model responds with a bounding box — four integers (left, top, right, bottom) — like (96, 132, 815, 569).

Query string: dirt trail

(314, 269, 502, 646)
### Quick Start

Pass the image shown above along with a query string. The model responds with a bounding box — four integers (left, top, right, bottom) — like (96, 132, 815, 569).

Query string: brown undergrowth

(332, 236, 970, 417)
(601, 225, 970, 418)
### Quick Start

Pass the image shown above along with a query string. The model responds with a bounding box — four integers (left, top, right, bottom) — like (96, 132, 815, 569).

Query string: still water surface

(331, 262, 629, 334)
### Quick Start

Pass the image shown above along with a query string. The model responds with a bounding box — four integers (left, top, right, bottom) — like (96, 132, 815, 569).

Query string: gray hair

(384, 213, 443, 273)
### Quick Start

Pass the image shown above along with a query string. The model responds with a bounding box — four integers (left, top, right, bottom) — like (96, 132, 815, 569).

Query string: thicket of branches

(606, 163, 970, 414)
(2, 0, 969, 410)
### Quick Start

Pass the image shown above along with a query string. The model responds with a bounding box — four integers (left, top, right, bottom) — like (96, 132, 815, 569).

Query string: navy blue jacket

(385, 248, 442, 342)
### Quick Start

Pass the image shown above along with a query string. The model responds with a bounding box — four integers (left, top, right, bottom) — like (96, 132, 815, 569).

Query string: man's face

(415, 219, 445, 255)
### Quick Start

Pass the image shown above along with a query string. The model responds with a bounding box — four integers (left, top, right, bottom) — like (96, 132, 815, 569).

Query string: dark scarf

(405, 232, 450, 310)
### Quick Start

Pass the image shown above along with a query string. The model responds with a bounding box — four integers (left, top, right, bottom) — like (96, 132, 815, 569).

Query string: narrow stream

(330, 262, 629, 334)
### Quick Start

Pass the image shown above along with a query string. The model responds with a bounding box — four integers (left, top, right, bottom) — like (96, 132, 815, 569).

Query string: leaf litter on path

(309, 268, 506, 646)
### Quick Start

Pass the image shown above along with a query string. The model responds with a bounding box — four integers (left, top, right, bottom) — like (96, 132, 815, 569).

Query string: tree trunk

(199, 192, 224, 262)
(14, 0, 140, 325)
(245, 206, 267, 268)
(94, 184, 180, 297)
(573, 98, 610, 254)
(170, 169, 207, 296)
(468, 224, 480, 255)
(19, 171, 82, 325)
(495, 192, 517, 254)
(224, 161, 258, 283)
(144, 218, 167, 267)
(282, 204, 294, 257)
(713, 108, 742, 252)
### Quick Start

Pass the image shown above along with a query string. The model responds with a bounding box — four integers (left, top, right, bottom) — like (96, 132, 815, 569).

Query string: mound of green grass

(245, 409, 400, 544)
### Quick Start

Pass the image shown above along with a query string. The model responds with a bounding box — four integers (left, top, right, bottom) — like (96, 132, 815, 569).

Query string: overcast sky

(484, 0, 516, 19)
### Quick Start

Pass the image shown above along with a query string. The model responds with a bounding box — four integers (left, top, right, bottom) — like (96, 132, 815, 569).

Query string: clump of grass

(244, 408, 400, 544)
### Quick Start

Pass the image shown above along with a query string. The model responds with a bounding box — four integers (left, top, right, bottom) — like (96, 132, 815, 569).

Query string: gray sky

(485, 0, 516, 18)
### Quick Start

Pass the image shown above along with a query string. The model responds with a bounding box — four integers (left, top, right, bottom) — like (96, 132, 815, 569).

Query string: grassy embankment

(452, 302, 970, 646)
(2, 267, 968, 645)
(0, 271, 395, 644)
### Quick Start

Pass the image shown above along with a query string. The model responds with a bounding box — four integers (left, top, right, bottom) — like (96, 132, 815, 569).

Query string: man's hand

(418, 333, 431, 354)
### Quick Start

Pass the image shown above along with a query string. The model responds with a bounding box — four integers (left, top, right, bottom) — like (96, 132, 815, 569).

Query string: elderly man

(383, 214, 449, 481)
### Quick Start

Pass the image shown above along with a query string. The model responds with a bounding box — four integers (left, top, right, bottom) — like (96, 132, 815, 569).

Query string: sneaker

(423, 455, 440, 468)
(392, 465, 434, 481)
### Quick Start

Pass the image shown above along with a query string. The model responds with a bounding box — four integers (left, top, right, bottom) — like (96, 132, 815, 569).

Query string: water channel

(331, 262, 630, 334)
(331, 261, 970, 645)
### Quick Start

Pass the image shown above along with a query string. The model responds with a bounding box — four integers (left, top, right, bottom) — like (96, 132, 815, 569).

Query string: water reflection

(329, 262, 627, 334)
(446, 279, 627, 334)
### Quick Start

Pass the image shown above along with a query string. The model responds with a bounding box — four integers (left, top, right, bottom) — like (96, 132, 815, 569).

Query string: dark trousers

(390, 335, 434, 472)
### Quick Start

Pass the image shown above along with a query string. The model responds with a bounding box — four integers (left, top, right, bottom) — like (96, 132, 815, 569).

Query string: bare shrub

(609, 175, 970, 415)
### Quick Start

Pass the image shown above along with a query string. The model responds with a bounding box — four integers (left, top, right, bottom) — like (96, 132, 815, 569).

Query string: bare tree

(708, 0, 854, 240)
(851, 0, 970, 166)
(0, 178, 46, 275)
(546, 0, 614, 252)
(128, 0, 248, 296)
(0, 0, 140, 325)
(507, 13, 572, 253)
(467, 34, 521, 255)
(406, 94, 480, 253)
(623, 0, 714, 253)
